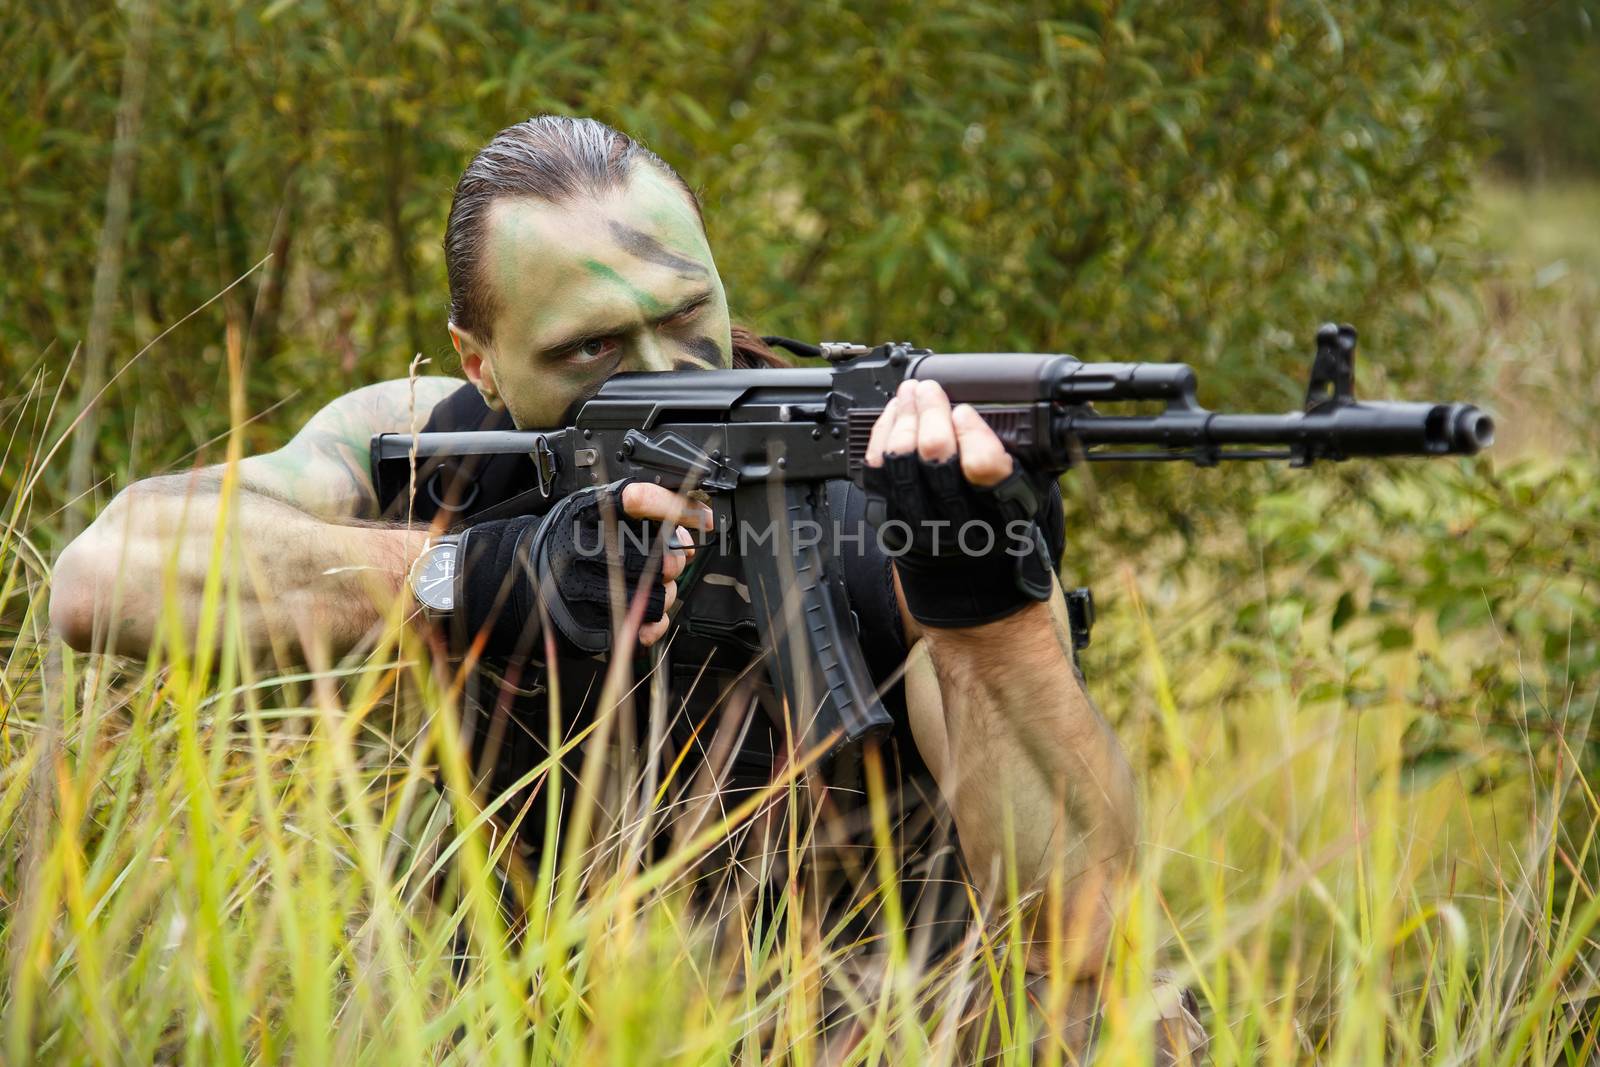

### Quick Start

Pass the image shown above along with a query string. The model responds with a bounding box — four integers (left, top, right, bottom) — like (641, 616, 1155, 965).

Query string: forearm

(52, 475, 427, 659)
(916, 593, 1137, 962)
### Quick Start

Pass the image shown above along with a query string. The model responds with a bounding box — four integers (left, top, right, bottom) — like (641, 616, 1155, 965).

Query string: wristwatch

(408, 535, 462, 618)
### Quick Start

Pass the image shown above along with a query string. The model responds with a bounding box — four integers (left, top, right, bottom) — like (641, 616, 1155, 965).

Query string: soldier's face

(453, 167, 734, 429)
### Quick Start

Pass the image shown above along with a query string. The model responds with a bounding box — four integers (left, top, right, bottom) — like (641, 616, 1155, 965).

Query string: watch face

(412, 542, 457, 612)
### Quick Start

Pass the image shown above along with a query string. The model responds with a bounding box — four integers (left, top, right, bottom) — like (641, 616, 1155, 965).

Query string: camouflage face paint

(472, 169, 734, 428)
(579, 258, 670, 316)
(679, 335, 725, 368)
(606, 220, 711, 279)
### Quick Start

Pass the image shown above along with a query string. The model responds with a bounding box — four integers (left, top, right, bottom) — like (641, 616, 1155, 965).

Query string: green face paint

(470, 170, 734, 429)
(579, 259, 670, 317)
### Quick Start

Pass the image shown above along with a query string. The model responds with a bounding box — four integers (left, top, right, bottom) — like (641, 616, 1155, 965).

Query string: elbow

(51, 486, 142, 650)
(50, 536, 102, 652)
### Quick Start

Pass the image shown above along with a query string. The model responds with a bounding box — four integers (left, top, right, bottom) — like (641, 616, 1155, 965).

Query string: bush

(1482, 0, 1600, 179)
(2, 0, 1498, 520)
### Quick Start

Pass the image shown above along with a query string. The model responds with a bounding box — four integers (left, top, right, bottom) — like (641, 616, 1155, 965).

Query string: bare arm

(870, 380, 1138, 976)
(902, 585, 1136, 973)
(50, 377, 463, 659)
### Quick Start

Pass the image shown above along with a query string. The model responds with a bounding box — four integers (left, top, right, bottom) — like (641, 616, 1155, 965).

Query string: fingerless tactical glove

(455, 478, 671, 659)
(861, 453, 1056, 628)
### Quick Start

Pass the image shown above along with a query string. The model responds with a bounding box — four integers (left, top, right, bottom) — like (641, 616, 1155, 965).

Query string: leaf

(1401, 747, 1473, 792)
(1377, 623, 1415, 650)
(922, 230, 970, 289)
(673, 91, 716, 133)
(1152, 108, 1188, 155)
(260, 0, 302, 23)
(1331, 590, 1356, 632)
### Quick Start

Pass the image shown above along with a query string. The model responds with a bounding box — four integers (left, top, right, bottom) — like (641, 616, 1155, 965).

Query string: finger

(640, 581, 677, 646)
(620, 482, 715, 530)
(864, 397, 900, 468)
(913, 380, 956, 462)
(951, 403, 1014, 487)
(884, 380, 920, 457)
(662, 529, 691, 582)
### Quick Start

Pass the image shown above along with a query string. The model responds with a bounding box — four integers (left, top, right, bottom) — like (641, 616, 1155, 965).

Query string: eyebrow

(539, 290, 715, 356)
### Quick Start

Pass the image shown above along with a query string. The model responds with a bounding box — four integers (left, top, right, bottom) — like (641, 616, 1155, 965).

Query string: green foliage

(1249, 461, 1597, 787)
(1482, 0, 1600, 178)
(2, 0, 1500, 515)
(4, 2, 1598, 1060)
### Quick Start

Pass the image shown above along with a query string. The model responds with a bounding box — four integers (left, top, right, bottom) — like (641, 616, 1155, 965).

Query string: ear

(448, 322, 506, 412)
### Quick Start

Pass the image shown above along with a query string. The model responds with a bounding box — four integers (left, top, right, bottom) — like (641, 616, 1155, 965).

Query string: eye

(569, 337, 618, 363)
(663, 300, 707, 326)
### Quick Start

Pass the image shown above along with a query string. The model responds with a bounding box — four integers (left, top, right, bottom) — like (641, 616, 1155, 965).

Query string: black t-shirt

(378, 382, 1067, 958)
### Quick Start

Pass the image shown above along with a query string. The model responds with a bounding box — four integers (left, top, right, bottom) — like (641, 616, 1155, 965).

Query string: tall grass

(2, 183, 1596, 1064)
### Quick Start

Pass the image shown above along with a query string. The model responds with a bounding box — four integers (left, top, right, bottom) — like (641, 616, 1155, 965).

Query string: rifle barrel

(1055, 401, 1493, 460)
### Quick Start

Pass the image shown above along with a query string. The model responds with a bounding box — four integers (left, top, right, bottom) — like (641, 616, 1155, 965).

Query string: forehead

(480, 171, 715, 345)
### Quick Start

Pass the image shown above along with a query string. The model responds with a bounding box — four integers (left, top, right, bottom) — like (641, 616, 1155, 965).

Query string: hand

(862, 380, 1055, 628)
(455, 479, 713, 658)
(614, 482, 713, 645)
(866, 378, 1016, 487)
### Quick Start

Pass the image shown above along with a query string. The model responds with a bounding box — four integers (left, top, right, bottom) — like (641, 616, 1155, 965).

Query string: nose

(634, 333, 672, 374)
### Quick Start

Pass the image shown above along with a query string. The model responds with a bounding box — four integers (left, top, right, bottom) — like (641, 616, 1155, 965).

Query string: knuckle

(958, 413, 997, 442)
(619, 482, 646, 514)
(629, 484, 672, 519)
(962, 450, 1012, 487)
(917, 426, 956, 460)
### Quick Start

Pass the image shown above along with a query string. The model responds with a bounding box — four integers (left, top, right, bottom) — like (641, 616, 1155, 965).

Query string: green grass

(2, 181, 1598, 1064)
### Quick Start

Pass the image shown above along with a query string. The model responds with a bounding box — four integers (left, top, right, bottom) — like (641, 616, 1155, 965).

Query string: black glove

(862, 453, 1056, 628)
(454, 478, 672, 659)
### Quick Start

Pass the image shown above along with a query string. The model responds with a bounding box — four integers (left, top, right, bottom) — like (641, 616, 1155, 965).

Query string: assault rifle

(373, 324, 1492, 762)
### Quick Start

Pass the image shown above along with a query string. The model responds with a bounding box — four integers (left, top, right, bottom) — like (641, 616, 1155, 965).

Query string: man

(51, 116, 1202, 1060)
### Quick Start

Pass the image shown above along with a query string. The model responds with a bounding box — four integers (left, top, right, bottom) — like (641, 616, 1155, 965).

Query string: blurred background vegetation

(2, 0, 1598, 1060)
(2, 0, 1585, 466)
